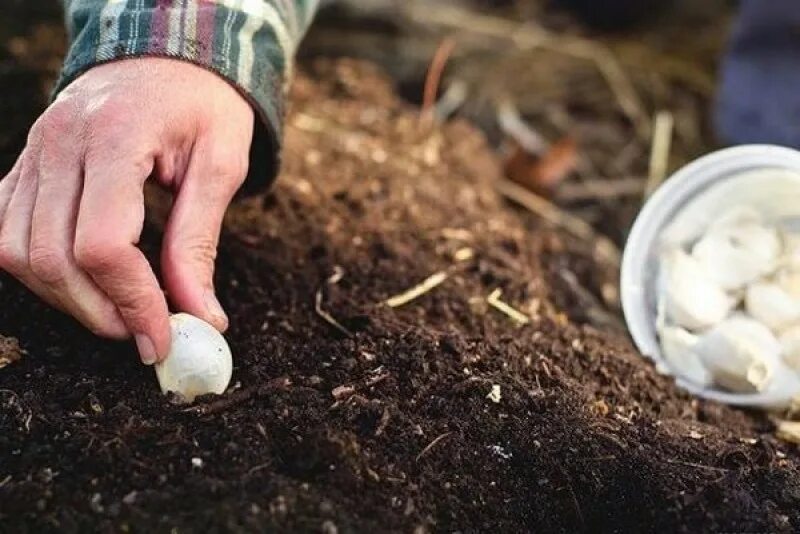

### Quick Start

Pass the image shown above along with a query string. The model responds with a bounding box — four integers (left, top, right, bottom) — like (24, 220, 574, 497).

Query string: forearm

(58, 0, 319, 186)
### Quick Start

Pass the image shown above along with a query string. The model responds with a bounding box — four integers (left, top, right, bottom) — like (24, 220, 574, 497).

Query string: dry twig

(496, 178, 621, 267)
(487, 289, 530, 325)
(385, 271, 449, 308)
(416, 431, 454, 461)
(556, 177, 645, 203)
(315, 288, 353, 337)
(645, 111, 675, 198)
(421, 37, 456, 129)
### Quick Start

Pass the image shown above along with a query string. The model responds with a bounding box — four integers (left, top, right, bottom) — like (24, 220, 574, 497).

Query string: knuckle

(42, 104, 73, 132)
(28, 246, 69, 285)
(114, 288, 161, 320)
(74, 237, 120, 273)
(167, 237, 217, 271)
(87, 97, 126, 126)
(85, 319, 128, 340)
(0, 239, 25, 274)
(209, 155, 248, 189)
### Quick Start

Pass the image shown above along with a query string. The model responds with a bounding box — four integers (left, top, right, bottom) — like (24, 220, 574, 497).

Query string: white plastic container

(622, 145, 800, 409)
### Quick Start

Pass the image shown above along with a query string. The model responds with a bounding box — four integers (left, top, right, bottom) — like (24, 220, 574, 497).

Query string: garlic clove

(707, 205, 763, 230)
(155, 313, 233, 403)
(780, 232, 800, 269)
(780, 325, 800, 370)
(695, 315, 781, 393)
(776, 268, 800, 301)
(744, 282, 800, 333)
(661, 248, 735, 330)
(691, 220, 781, 291)
(658, 325, 711, 386)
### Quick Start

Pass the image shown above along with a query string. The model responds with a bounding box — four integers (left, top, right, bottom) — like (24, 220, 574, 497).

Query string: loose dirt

(1, 57, 799, 533)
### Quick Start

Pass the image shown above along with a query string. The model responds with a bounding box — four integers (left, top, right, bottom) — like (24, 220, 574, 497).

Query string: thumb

(161, 149, 246, 332)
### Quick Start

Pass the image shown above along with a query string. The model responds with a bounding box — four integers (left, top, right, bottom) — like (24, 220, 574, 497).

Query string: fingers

(75, 152, 171, 364)
(0, 155, 23, 219)
(161, 141, 247, 332)
(0, 150, 65, 311)
(30, 134, 128, 339)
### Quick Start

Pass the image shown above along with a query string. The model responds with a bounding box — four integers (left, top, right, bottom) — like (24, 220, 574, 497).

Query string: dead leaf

(503, 137, 578, 196)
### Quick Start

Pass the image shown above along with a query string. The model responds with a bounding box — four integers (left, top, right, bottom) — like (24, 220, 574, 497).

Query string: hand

(0, 58, 254, 364)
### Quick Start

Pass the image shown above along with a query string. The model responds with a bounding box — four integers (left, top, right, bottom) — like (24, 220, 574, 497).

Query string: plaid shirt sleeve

(56, 0, 319, 189)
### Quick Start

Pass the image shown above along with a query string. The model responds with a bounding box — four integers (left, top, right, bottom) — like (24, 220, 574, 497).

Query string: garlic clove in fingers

(658, 325, 711, 386)
(661, 248, 735, 330)
(155, 313, 233, 403)
(744, 282, 800, 332)
(695, 315, 781, 393)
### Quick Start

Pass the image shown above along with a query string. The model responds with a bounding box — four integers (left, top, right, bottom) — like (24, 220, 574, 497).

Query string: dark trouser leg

(715, 0, 800, 147)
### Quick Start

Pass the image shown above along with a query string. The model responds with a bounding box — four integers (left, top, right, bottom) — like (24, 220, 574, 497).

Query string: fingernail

(135, 334, 158, 365)
(204, 290, 229, 331)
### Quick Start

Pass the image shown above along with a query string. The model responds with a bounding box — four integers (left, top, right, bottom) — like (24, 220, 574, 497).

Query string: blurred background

(0, 0, 736, 245)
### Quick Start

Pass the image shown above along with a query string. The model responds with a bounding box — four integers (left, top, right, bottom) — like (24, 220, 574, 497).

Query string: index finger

(74, 151, 171, 364)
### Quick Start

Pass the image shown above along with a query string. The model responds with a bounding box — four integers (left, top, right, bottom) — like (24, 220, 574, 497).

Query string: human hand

(0, 58, 254, 364)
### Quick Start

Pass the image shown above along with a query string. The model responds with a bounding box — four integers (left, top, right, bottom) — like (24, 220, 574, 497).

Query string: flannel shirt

(57, 0, 320, 189)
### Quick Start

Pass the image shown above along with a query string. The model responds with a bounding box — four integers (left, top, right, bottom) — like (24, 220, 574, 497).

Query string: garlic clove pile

(691, 209, 780, 290)
(695, 315, 781, 393)
(155, 313, 233, 403)
(661, 248, 735, 330)
(658, 326, 711, 386)
(744, 282, 800, 332)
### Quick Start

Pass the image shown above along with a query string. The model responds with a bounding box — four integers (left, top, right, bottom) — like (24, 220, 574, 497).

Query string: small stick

(420, 37, 456, 129)
(315, 288, 353, 336)
(556, 177, 646, 203)
(375, 407, 391, 437)
(644, 111, 674, 198)
(385, 271, 449, 308)
(487, 289, 530, 325)
(496, 178, 621, 267)
(496, 99, 548, 155)
(664, 458, 729, 472)
(435, 79, 469, 121)
(404, 3, 649, 137)
(416, 431, 454, 461)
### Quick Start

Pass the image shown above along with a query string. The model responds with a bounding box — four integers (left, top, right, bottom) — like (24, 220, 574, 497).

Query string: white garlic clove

(775, 268, 800, 301)
(658, 325, 711, 386)
(691, 211, 781, 290)
(707, 205, 763, 230)
(780, 326, 800, 370)
(661, 248, 735, 330)
(780, 232, 800, 269)
(744, 282, 800, 333)
(155, 313, 233, 403)
(695, 315, 781, 393)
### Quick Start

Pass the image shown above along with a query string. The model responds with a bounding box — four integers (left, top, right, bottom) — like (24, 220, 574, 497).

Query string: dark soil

(2, 6, 800, 533)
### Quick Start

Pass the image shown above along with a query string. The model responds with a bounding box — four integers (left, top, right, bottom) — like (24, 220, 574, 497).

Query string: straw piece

(487, 288, 530, 325)
(385, 271, 449, 308)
